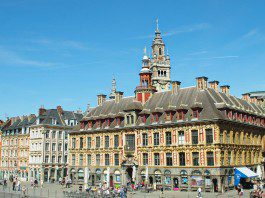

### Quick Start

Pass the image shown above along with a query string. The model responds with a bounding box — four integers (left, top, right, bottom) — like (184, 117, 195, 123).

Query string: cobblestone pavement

(0, 182, 252, 198)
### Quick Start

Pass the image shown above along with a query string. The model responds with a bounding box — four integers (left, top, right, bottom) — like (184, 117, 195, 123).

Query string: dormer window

(192, 110, 199, 119)
(227, 111, 233, 119)
(141, 115, 146, 123)
(233, 112, 237, 120)
(52, 118, 57, 125)
(115, 117, 120, 126)
(177, 111, 184, 121)
(126, 114, 135, 126)
(165, 112, 172, 122)
(152, 113, 159, 123)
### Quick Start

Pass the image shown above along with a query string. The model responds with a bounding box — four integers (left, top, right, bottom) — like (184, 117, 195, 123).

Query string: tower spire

(109, 76, 117, 99)
(156, 18, 159, 31)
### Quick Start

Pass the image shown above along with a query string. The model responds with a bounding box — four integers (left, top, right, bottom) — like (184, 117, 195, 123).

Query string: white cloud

(0, 47, 59, 68)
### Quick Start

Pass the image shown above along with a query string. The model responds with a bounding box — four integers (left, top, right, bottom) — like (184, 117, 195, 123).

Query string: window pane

(191, 130, 198, 144)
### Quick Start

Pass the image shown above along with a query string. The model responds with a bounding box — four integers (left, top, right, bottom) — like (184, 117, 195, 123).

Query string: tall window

(52, 155, 55, 163)
(52, 131, 56, 139)
(154, 153, 160, 165)
(207, 152, 214, 166)
(72, 138, 76, 149)
(165, 132, 172, 146)
(114, 154, 119, 166)
(206, 129, 213, 144)
(166, 153, 173, 166)
(191, 130, 198, 144)
(79, 154, 83, 166)
(58, 131, 62, 139)
(178, 131, 185, 145)
(87, 154, 91, 165)
(114, 135, 119, 148)
(45, 155, 49, 163)
(143, 153, 148, 165)
(105, 154, 110, 165)
(87, 137, 91, 149)
(96, 137, 100, 148)
(96, 154, 100, 166)
(52, 143, 56, 151)
(72, 154, 76, 166)
(142, 133, 148, 146)
(45, 143, 49, 151)
(220, 132, 223, 143)
(192, 152, 199, 166)
(45, 131, 50, 138)
(58, 155, 62, 164)
(58, 143, 62, 151)
(154, 133, 159, 146)
(80, 137, 84, 149)
(179, 152, 185, 166)
(105, 136, 109, 148)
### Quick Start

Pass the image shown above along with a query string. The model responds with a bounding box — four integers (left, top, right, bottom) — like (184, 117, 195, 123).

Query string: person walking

(197, 187, 202, 198)
(12, 180, 16, 191)
(17, 180, 21, 191)
(40, 179, 44, 188)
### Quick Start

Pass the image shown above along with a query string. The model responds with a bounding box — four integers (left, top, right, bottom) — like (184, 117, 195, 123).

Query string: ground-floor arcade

(67, 164, 261, 192)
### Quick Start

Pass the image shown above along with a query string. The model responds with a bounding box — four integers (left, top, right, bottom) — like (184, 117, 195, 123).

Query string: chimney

(196, 76, 208, 90)
(220, 85, 230, 95)
(97, 94, 107, 106)
(57, 106, 63, 114)
(242, 93, 250, 102)
(209, 80, 219, 92)
(171, 81, 181, 94)
(39, 106, 46, 116)
(115, 91, 124, 103)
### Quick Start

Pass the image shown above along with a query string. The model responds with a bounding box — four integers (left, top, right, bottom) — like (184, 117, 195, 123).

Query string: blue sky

(0, 0, 265, 119)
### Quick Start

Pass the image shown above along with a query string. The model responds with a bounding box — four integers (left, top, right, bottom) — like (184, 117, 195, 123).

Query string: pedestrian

(22, 185, 26, 198)
(239, 188, 244, 197)
(17, 180, 21, 191)
(12, 180, 16, 191)
(160, 186, 164, 194)
(40, 179, 43, 188)
(59, 177, 62, 184)
(197, 187, 202, 198)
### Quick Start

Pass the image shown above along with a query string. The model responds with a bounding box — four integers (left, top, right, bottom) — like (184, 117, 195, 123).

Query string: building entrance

(126, 167, 133, 181)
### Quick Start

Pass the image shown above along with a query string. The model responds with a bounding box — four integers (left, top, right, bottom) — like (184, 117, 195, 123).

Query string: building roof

(77, 86, 265, 132)
(35, 109, 83, 126)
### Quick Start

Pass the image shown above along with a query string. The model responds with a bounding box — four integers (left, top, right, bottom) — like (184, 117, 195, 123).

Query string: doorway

(91, 175, 95, 186)
(149, 176, 153, 185)
(173, 177, 179, 188)
(110, 176, 114, 188)
(212, 178, 218, 192)
(126, 167, 133, 182)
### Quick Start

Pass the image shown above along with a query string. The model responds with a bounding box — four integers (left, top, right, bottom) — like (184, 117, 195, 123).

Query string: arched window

(159, 48, 162, 55)
(158, 70, 160, 76)
(164, 71, 167, 76)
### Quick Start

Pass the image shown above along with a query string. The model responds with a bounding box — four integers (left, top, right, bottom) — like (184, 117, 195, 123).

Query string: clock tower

(150, 19, 171, 92)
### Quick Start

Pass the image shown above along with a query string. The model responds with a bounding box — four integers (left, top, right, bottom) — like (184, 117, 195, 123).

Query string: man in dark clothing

(12, 181, 16, 191)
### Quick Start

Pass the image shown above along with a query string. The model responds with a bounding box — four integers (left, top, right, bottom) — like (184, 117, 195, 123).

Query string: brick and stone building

(0, 115, 36, 181)
(68, 25, 265, 192)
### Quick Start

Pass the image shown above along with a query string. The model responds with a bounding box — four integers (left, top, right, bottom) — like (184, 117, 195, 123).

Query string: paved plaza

(0, 182, 253, 198)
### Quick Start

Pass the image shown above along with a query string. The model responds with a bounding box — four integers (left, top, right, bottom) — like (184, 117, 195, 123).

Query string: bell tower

(150, 19, 171, 92)
(135, 47, 156, 103)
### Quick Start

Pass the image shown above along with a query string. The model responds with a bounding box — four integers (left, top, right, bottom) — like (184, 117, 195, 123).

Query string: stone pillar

(54, 168, 58, 181)
(121, 168, 126, 186)
(84, 167, 88, 189)
(48, 169, 51, 182)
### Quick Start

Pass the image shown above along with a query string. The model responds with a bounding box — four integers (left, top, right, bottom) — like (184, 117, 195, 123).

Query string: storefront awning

(234, 167, 258, 186)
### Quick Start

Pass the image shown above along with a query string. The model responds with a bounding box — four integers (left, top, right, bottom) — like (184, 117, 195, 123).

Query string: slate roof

(2, 115, 37, 132)
(35, 109, 83, 126)
(78, 86, 265, 132)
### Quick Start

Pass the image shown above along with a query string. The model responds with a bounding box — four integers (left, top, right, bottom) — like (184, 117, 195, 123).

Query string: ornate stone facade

(68, 26, 265, 192)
